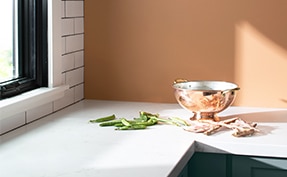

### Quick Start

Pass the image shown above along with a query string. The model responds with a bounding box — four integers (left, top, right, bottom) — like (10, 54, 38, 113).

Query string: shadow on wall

(85, 0, 287, 107)
(234, 0, 287, 107)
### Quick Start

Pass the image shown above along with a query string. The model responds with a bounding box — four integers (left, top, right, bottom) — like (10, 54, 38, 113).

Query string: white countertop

(1, 100, 287, 177)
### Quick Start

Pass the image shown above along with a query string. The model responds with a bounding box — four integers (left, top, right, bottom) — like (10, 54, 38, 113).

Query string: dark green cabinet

(232, 155, 287, 177)
(188, 152, 228, 177)
(177, 164, 189, 177)
(179, 152, 287, 177)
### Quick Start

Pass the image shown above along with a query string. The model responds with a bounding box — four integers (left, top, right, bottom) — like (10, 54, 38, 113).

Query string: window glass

(0, 1, 14, 82)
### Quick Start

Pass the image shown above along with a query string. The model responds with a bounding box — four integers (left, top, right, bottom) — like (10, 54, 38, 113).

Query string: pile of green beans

(89, 111, 188, 130)
(89, 112, 159, 130)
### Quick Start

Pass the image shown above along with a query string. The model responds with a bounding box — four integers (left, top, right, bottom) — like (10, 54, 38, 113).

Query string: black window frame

(0, 0, 48, 99)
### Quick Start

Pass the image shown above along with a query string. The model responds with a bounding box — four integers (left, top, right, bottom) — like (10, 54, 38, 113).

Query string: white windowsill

(0, 85, 69, 120)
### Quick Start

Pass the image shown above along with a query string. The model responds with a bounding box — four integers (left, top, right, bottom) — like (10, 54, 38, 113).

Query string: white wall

(0, 0, 85, 135)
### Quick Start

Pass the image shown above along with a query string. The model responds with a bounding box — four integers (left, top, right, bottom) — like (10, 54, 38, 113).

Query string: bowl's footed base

(190, 112, 220, 122)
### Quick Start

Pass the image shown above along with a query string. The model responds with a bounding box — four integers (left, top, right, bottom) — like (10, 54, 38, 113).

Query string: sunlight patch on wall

(234, 21, 287, 107)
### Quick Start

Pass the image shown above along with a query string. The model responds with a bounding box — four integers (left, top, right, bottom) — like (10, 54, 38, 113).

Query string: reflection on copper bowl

(172, 79, 240, 121)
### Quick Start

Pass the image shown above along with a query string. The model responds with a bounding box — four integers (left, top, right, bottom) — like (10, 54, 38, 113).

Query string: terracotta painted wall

(85, 0, 287, 107)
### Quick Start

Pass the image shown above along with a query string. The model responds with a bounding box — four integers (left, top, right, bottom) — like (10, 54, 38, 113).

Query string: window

(0, 0, 67, 121)
(0, 0, 48, 100)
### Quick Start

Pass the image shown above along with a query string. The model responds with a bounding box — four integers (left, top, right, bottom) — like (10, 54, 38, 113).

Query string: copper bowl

(172, 79, 240, 121)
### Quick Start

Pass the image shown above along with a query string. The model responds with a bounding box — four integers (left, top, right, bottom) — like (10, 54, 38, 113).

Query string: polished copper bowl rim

(172, 79, 240, 92)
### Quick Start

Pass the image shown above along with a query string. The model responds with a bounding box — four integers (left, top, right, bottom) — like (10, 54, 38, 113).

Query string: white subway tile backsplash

(53, 87, 75, 111)
(65, 1, 84, 17)
(66, 34, 84, 53)
(26, 103, 53, 123)
(62, 72, 67, 86)
(66, 67, 84, 87)
(0, 112, 25, 134)
(75, 83, 84, 102)
(62, 53, 75, 71)
(62, 1, 65, 18)
(75, 17, 84, 34)
(62, 37, 66, 54)
(75, 51, 84, 67)
(62, 18, 74, 36)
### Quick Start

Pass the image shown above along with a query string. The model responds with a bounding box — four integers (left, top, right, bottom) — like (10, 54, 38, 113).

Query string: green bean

(90, 114, 116, 123)
(131, 124, 147, 129)
(91, 111, 188, 131)
(124, 120, 138, 124)
(114, 119, 156, 127)
(116, 126, 130, 130)
(140, 111, 159, 118)
(140, 114, 149, 121)
(132, 120, 157, 126)
(148, 118, 158, 123)
(170, 117, 189, 126)
(133, 118, 148, 122)
(116, 124, 147, 130)
(114, 123, 125, 127)
(121, 118, 131, 126)
(99, 119, 122, 126)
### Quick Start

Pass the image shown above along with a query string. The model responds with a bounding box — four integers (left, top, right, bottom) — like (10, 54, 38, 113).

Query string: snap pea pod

(90, 114, 116, 123)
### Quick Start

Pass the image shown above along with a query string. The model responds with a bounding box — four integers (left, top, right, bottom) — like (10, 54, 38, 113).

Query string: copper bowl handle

(173, 78, 188, 84)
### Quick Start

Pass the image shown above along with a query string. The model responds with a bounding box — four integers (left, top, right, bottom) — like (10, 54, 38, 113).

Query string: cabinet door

(178, 165, 189, 177)
(232, 155, 287, 177)
(188, 152, 227, 177)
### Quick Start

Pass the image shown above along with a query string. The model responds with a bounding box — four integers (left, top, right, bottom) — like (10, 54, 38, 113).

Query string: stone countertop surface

(1, 100, 287, 177)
